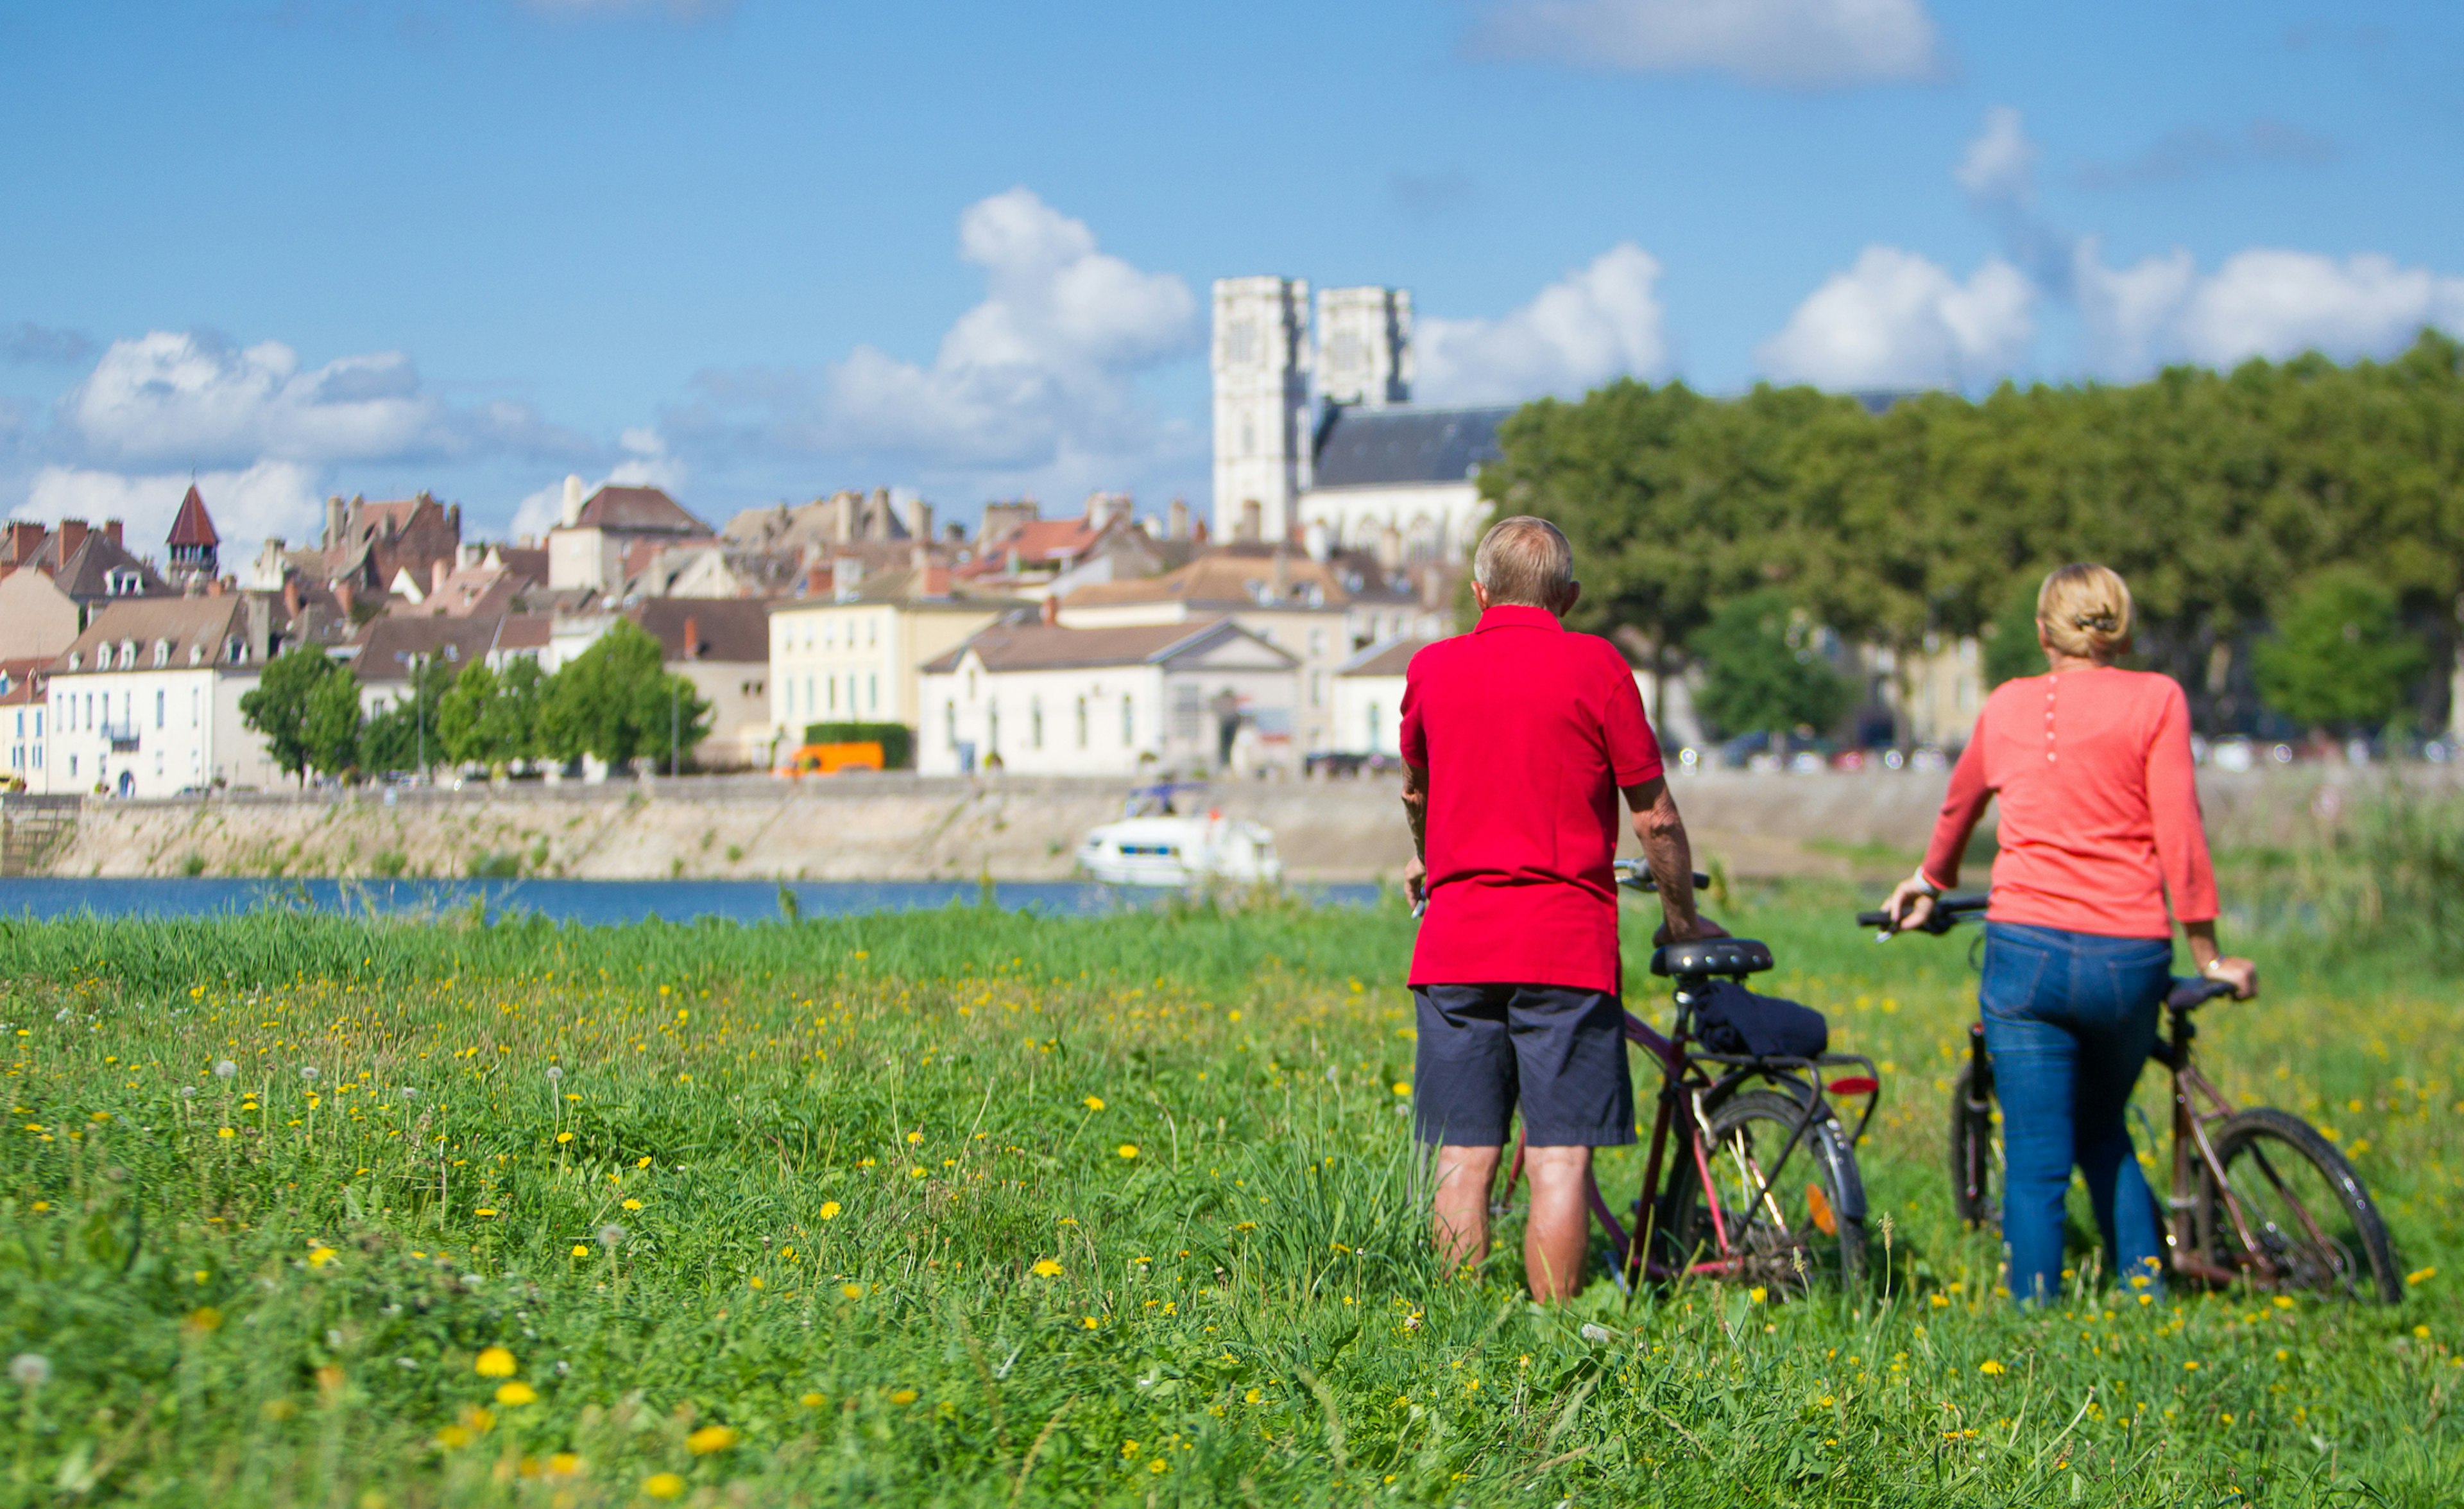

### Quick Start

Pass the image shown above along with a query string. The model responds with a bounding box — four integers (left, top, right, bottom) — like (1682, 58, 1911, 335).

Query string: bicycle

(1489, 862, 1884, 1298)
(1859, 893, 2402, 1303)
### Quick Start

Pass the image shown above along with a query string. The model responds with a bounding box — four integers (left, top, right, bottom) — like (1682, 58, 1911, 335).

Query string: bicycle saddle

(1649, 936, 1774, 978)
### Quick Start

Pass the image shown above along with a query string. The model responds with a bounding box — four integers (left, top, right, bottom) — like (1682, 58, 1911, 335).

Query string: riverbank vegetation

(3, 890, 2458, 1505)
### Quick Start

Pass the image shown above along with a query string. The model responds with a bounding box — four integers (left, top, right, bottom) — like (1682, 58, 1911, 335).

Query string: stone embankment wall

(32, 763, 2456, 884)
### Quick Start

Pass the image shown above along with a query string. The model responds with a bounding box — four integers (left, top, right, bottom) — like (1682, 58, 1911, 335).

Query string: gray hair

(1473, 516, 1574, 609)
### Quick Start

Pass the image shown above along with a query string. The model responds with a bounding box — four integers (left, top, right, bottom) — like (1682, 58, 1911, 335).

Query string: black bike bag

(1693, 979, 1829, 1061)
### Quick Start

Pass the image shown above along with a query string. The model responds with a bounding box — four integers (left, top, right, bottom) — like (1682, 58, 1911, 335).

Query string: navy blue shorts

(1412, 984, 1635, 1148)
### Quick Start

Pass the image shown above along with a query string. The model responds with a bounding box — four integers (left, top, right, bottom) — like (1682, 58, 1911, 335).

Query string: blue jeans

(1981, 921, 2173, 1306)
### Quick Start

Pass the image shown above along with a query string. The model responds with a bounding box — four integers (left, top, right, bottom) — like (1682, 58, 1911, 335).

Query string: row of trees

(241, 620, 712, 782)
(1484, 331, 2464, 741)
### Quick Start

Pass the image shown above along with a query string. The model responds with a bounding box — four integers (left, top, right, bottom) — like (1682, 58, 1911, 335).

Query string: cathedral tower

(1316, 286, 1413, 410)
(1210, 276, 1312, 543)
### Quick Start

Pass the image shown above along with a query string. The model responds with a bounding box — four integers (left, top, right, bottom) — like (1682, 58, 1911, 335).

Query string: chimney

(561, 474, 585, 528)
(1040, 593, 1060, 626)
(832, 490, 860, 543)
(868, 487, 894, 542)
(334, 580, 355, 617)
(431, 558, 450, 597)
(56, 519, 89, 562)
(325, 495, 346, 553)
(1304, 519, 1331, 564)
(923, 564, 949, 597)
(103, 519, 124, 548)
(447, 502, 462, 535)
(1167, 498, 1188, 540)
(906, 496, 934, 544)
(683, 614, 700, 659)
(244, 592, 273, 661)
(283, 576, 303, 621)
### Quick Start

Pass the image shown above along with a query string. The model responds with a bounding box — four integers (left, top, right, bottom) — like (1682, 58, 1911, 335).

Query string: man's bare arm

(1401, 760, 1430, 905)
(1623, 775, 1706, 943)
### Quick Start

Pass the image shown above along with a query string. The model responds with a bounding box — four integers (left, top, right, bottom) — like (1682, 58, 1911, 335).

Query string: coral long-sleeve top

(1921, 667, 2218, 939)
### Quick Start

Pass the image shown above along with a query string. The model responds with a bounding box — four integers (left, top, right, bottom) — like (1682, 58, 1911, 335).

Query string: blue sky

(3, 0, 2458, 558)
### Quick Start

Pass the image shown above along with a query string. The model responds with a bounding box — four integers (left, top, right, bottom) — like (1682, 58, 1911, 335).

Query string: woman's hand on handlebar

(2206, 955, 2259, 1001)
(1882, 873, 1938, 933)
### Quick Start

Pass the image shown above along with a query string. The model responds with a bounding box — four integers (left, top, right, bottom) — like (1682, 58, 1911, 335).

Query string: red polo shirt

(1401, 604, 1664, 992)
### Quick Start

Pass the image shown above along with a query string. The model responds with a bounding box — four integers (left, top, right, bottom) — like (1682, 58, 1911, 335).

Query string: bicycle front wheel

(1667, 1089, 1867, 1296)
(2200, 1107, 2402, 1304)
(1947, 1060, 2001, 1231)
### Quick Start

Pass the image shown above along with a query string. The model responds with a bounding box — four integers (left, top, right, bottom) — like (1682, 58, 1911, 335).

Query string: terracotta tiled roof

(923, 616, 1292, 675)
(1337, 636, 1437, 677)
(352, 614, 502, 680)
(168, 485, 219, 548)
(954, 516, 1104, 577)
(1062, 549, 1351, 611)
(576, 485, 709, 535)
(626, 598, 769, 664)
(53, 596, 250, 673)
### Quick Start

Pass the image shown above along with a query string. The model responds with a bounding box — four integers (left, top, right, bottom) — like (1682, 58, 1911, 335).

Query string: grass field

(1, 887, 2458, 1506)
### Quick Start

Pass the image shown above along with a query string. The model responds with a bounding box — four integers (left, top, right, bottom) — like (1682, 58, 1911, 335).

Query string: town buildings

(547, 480, 713, 592)
(46, 594, 285, 797)
(766, 563, 1019, 761)
(916, 616, 1299, 777)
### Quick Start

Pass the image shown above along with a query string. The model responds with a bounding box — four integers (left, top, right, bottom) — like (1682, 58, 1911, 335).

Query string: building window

(1367, 702, 1382, 752)
(1309, 671, 1324, 709)
(868, 673, 878, 712)
(1074, 696, 1088, 749)
(987, 702, 1000, 753)
(1121, 696, 1134, 747)
(192, 689, 200, 727)
(155, 689, 165, 729)
(1309, 629, 1325, 657)
(1029, 697, 1043, 750)
(1172, 683, 1202, 742)
(826, 677, 836, 713)
(944, 700, 957, 750)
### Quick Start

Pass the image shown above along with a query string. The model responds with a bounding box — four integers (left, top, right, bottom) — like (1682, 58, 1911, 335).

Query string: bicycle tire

(2200, 1107, 2402, 1304)
(1665, 1089, 1868, 1295)
(1947, 1061, 2001, 1231)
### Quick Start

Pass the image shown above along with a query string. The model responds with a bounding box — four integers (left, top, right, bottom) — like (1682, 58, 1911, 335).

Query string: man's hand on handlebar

(1652, 915, 1728, 946)
(1881, 873, 1938, 933)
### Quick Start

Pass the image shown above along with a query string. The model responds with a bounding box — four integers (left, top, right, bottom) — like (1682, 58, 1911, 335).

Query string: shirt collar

(1475, 603, 1564, 634)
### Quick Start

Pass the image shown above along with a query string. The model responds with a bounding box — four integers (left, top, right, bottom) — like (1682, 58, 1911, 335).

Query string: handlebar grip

(1854, 910, 1892, 928)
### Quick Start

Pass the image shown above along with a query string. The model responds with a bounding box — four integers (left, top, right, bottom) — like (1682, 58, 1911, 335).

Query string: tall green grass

(1, 892, 2458, 1505)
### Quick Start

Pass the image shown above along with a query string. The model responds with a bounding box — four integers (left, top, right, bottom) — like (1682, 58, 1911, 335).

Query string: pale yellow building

(765, 564, 1023, 763)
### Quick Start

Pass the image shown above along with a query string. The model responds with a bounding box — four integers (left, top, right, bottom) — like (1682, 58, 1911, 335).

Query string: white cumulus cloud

(66, 331, 441, 469)
(1417, 243, 1671, 404)
(1758, 247, 2035, 390)
(2077, 243, 2464, 377)
(676, 187, 1199, 479)
(21, 461, 325, 558)
(1473, 0, 1940, 87)
(1955, 106, 2037, 206)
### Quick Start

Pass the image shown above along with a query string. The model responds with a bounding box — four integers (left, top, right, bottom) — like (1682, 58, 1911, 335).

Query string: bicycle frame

(1496, 987, 1881, 1289)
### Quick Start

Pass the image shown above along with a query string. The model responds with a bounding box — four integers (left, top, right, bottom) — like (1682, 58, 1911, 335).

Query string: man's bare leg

(1431, 1144, 1500, 1273)
(1522, 1144, 1593, 1302)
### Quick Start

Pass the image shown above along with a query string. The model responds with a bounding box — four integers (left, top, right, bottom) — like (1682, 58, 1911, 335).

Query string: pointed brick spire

(168, 485, 220, 549)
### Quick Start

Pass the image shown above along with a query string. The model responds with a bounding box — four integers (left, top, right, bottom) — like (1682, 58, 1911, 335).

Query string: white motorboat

(1075, 813, 1285, 888)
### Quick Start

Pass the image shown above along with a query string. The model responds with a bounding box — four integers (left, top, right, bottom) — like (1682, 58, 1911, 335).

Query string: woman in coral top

(1886, 564, 2257, 1306)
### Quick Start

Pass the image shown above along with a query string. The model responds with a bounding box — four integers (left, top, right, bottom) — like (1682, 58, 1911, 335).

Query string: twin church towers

(1210, 277, 1414, 545)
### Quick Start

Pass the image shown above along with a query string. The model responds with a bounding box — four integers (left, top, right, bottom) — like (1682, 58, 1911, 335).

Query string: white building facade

(47, 598, 282, 797)
(918, 619, 1299, 778)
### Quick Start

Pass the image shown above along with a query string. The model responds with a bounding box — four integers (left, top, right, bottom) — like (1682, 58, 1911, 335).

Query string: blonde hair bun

(2036, 563, 2134, 660)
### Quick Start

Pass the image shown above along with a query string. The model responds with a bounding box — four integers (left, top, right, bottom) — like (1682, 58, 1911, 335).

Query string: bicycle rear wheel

(1948, 1061, 2001, 1230)
(1666, 1089, 1867, 1295)
(2200, 1108, 2402, 1304)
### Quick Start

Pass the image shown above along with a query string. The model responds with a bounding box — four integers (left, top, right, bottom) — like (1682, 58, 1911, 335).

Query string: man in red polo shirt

(1400, 515, 1710, 1301)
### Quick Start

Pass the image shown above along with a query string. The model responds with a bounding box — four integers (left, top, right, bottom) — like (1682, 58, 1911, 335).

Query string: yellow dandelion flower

(842, 1282, 865, 1299)
(546, 1451, 581, 1476)
(889, 1388, 918, 1405)
(1083, 1096, 1105, 1111)
(1392, 1082, 1410, 1096)
(800, 1392, 825, 1408)
(622, 1198, 643, 1211)
(217, 1127, 235, 1139)
(748, 1277, 764, 1290)
(819, 1201, 842, 1220)
(1149, 1458, 1168, 1475)
(474, 1347, 517, 1378)
(1032, 1259, 1063, 1277)
(1978, 1359, 2005, 1376)
(570, 1244, 590, 1257)
(685, 1424, 738, 1454)
(435, 1424, 474, 1450)
(905, 1130, 923, 1144)
(493, 1381, 538, 1406)
(556, 1132, 574, 1144)
(474, 1207, 497, 1218)
(1117, 1144, 1140, 1160)
(307, 1246, 338, 1268)
(2409, 1266, 2438, 1286)
(1081, 1316, 1101, 1330)
(636, 1156, 653, 1168)
(1749, 1286, 1766, 1304)
(908, 1166, 926, 1178)
(1244, 1388, 1263, 1404)
(643, 1472, 686, 1499)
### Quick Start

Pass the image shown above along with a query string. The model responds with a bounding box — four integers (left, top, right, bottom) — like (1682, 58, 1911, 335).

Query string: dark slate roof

(626, 598, 769, 664)
(1309, 404, 1514, 490)
(576, 485, 710, 535)
(351, 614, 502, 679)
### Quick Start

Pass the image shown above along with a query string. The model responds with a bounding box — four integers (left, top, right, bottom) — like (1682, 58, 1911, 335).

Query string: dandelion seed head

(545, 1066, 563, 1082)
(597, 1224, 626, 1248)
(213, 1060, 237, 1080)
(10, 1353, 51, 1387)
(299, 1065, 318, 1080)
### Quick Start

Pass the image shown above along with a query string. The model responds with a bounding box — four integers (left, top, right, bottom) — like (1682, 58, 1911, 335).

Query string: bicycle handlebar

(1614, 860, 1713, 894)
(1853, 893, 1989, 935)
